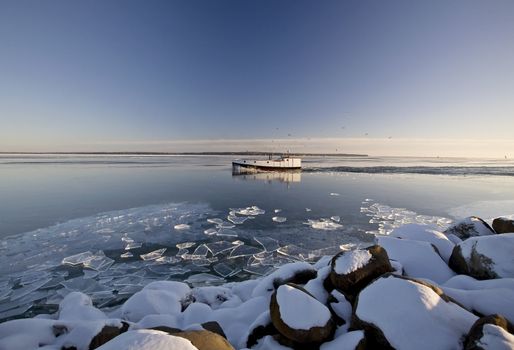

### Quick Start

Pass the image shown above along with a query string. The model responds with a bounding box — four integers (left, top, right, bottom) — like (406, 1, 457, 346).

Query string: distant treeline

(0, 151, 368, 157)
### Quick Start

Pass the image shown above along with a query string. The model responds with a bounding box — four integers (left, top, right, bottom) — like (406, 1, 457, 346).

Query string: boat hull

(232, 158, 301, 172)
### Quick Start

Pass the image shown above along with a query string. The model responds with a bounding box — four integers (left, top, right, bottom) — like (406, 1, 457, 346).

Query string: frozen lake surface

(1, 154, 514, 320)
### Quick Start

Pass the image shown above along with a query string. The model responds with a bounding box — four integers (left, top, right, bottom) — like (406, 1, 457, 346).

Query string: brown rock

(88, 322, 129, 350)
(492, 217, 514, 234)
(173, 330, 235, 350)
(246, 322, 278, 348)
(329, 245, 393, 297)
(201, 321, 226, 339)
(444, 216, 495, 240)
(464, 314, 514, 350)
(270, 283, 335, 345)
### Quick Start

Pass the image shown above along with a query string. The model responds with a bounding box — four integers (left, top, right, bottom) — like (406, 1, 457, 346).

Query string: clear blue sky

(1, 0, 513, 155)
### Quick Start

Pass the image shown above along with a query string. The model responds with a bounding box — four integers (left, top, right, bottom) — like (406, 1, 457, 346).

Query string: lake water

(1, 154, 514, 320)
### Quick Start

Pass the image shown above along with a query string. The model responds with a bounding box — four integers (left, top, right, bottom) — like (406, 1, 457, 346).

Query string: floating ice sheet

(174, 224, 190, 230)
(213, 262, 240, 278)
(125, 242, 142, 250)
(304, 219, 343, 230)
(232, 206, 266, 216)
(120, 252, 133, 258)
(204, 228, 218, 235)
(206, 241, 239, 256)
(227, 215, 248, 225)
(185, 273, 225, 286)
(360, 201, 452, 235)
(330, 193, 340, 196)
(62, 251, 94, 266)
(140, 248, 166, 261)
(176, 242, 196, 249)
(254, 237, 280, 252)
(230, 245, 263, 258)
(10, 278, 52, 301)
(330, 216, 341, 222)
(272, 216, 287, 223)
(207, 218, 224, 225)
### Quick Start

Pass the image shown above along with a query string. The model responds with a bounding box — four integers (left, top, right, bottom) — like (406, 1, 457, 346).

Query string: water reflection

(232, 168, 301, 183)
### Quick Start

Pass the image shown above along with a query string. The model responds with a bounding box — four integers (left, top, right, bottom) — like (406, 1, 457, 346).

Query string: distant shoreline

(0, 151, 368, 157)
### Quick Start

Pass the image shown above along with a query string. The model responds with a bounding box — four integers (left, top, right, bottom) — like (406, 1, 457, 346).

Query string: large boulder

(173, 330, 235, 350)
(95, 329, 198, 349)
(449, 233, 514, 279)
(270, 283, 335, 345)
(377, 236, 455, 284)
(390, 224, 455, 262)
(329, 245, 393, 296)
(251, 262, 316, 298)
(59, 292, 106, 321)
(319, 330, 365, 350)
(444, 216, 495, 240)
(492, 217, 514, 234)
(352, 274, 477, 349)
(441, 276, 514, 323)
(89, 322, 130, 349)
(121, 281, 191, 322)
(464, 314, 514, 350)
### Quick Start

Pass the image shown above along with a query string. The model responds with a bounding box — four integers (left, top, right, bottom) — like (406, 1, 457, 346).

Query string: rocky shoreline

(1, 216, 513, 349)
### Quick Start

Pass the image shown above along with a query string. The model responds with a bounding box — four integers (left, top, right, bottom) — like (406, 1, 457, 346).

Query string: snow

(59, 292, 106, 321)
(457, 233, 514, 278)
(251, 262, 315, 298)
(247, 335, 292, 349)
(276, 284, 331, 330)
(441, 286, 514, 323)
(443, 275, 514, 290)
(356, 275, 477, 350)
(329, 290, 352, 325)
(95, 329, 198, 350)
(390, 224, 454, 262)
(304, 265, 331, 303)
(377, 236, 455, 284)
(333, 249, 372, 275)
(319, 330, 364, 350)
(0, 319, 57, 350)
(121, 288, 183, 322)
(478, 324, 514, 349)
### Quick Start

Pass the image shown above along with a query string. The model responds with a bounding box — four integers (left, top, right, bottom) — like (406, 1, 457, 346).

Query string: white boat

(232, 155, 301, 172)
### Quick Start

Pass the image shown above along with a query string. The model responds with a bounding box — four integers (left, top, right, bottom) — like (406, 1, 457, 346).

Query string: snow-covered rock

(329, 245, 393, 296)
(319, 330, 364, 350)
(377, 236, 455, 284)
(328, 289, 352, 328)
(59, 291, 106, 321)
(390, 224, 455, 262)
(244, 311, 276, 348)
(304, 265, 331, 303)
(449, 232, 514, 279)
(464, 314, 514, 350)
(251, 262, 316, 298)
(270, 284, 335, 344)
(0, 319, 57, 350)
(492, 217, 514, 234)
(121, 281, 191, 322)
(170, 330, 235, 350)
(444, 216, 495, 240)
(95, 329, 198, 350)
(353, 274, 477, 349)
(441, 276, 514, 323)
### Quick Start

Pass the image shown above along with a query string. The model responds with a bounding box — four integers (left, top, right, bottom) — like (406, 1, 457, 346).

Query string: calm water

(1, 154, 514, 320)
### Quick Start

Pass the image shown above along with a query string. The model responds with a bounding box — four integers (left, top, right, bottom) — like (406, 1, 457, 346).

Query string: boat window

(254, 161, 256, 163)
(267, 161, 269, 163)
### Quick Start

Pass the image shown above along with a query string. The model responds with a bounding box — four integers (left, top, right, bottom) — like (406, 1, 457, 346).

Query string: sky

(1, 0, 513, 157)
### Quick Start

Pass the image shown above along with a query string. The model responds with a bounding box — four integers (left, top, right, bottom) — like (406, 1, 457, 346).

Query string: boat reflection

(232, 168, 301, 184)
